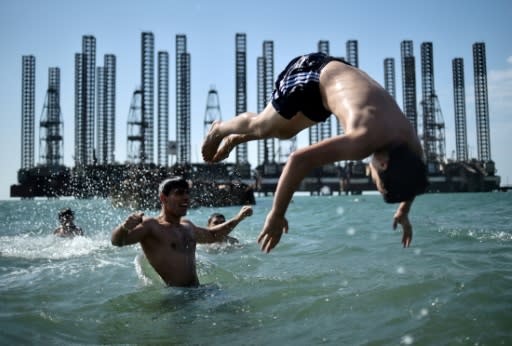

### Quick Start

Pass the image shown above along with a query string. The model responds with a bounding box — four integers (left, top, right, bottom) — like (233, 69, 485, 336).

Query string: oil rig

(11, 35, 500, 208)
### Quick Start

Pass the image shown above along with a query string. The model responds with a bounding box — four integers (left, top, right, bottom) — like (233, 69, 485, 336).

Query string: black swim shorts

(271, 52, 348, 122)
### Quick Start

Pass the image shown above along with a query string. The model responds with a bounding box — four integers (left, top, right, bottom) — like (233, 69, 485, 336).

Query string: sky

(1, 0, 511, 199)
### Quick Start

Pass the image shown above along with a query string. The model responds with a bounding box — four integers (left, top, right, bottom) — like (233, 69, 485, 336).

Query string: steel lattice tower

(452, 58, 468, 161)
(310, 40, 330, 145)
(204, 87, 222, 140)
(95, 54, 116, 165)
(127, 89, 144, 163)
(74, 35, 96, 166)
(420, 42, 445, 164)
(21, 55, 35, 169)
(400, 40, 418, 134)
(141, 32, 154, 164)
(39, 67, 63, 166)
(472, 42, 491, 161)
(257, 41, 275, 164)
(235, 33, 248, 164)
(346, 40, 358, 68)
(157, 51, 169, 166)
(176, 34, 191, 164)
(383, 58, 396, 99)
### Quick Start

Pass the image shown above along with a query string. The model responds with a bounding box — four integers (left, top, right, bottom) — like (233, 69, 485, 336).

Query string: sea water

(0, 193, 511, 345)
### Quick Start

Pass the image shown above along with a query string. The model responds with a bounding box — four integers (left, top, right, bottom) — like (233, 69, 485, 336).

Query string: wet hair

(208, 213, 225, 226)
(58, 208, 74, 219)
(158, 177, 189, 196)
(377, 144, 429, 203)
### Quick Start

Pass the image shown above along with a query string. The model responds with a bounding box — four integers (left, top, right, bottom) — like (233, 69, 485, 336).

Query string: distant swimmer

(111, 177, 253, 287)
(202, 52, 428, 252)
(53, 208, 84, 238)
(205, 207, 253, 244)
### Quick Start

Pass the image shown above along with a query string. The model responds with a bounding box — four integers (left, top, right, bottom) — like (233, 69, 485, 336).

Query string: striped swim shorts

(271, 52, 347, 122)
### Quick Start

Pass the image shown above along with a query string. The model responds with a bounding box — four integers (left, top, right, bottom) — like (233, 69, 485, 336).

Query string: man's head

(58, 208, 74, 224)
(207, 213, 226, 227)
(159, 176, 190, 197)
(370, 144, 428, 203)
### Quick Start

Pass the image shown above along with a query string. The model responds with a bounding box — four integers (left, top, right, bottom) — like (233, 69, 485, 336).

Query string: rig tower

(176, 34, 191, 164)
(204, 87, 222, 140)
(157, 51, 169, 166)
(452, 58, 468, 161)
(74, 35, 96, 166)
(472, 42, 491, 162)
(383, 58, 396, 99)
(127, 89, 145, 163)
(400, 40, 418, 134)
(235, 33, 248, 164)
(96, 54, 116, 165)
(141, 32, 154, 164)
(420, 42, 446, 167)
(21, 55, 36, 170)
(39, 67, 63, 166)
(257, 41, 275, 165)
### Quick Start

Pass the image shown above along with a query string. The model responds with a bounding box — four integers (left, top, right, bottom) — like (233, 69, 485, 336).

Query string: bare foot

(202, 121, 223, 162)
(212, 135, 239, 162)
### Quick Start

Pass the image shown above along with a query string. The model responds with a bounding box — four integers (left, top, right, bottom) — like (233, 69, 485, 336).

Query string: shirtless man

(207, 212, 239, 244)
(111, 177, 253, 287)
(53, 208, 84, 238)
(202, 52, 428, 253)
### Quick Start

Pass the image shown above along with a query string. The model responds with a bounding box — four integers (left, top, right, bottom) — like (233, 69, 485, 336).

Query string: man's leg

(202, 103, 314, 162)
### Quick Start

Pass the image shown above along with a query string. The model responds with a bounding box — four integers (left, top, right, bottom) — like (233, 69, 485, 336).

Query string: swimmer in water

(53, 208, 84, 238)
(111, 177, 253, 287)
(205, 207, 253, 244)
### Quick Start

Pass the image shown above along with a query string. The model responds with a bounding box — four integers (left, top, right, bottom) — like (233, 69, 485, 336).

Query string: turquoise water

(1, 193, 511, 345)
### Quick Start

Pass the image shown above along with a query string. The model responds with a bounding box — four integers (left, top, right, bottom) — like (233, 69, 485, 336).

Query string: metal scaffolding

(257, 40, 275, 165)
(127, 89, 145, 163)
(204, 87, 222, 139)
(21, 55, 36, 169)
(176, 34, 191, 164)
(452, 58, 468, 161)
(74, 35, 96, 166)
(141, 32, 154, 164)
(420, 42, 445, 165)
(157, 51, 169, 166)
(235, 33, 248, 164)
(400, 40, 418, 134)
(383, 58, 396, 99)
(346, 40, 359, 68)
(39, 67, 63, 166)
(473, 42, 491, 161)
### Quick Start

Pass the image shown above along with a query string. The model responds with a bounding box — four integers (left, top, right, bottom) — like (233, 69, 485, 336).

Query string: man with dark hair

(111, 177, 253, 287)
(54, 208, 84, 237)
(202, 52, 428, 253)
(206, 209, 253, 244)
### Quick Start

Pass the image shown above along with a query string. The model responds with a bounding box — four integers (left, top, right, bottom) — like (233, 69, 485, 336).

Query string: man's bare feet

(212, 135, 239, 162)
(202, 121, 223, 162)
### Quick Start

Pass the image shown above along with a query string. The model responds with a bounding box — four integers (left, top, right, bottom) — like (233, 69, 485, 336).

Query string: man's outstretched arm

(393, 199, 414, 247)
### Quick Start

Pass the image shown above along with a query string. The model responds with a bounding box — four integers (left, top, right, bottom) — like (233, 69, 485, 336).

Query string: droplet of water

(346, 227, 356, 236)
(400, 334, 414, 345)
(336, 206, 344, 215)
(396, 266, 405, 274)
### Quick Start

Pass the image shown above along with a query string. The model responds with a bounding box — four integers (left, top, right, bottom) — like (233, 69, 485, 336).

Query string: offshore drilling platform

(11, 34, 500, 208)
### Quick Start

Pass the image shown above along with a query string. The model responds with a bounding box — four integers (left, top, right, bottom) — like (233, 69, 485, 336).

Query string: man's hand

(124, 211, 144, 230)
(393, 208, 412, 247)
(238, 206, 253, 220)
(257, 212, 288, 253)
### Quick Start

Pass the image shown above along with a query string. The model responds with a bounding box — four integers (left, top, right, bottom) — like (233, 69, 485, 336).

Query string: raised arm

(111, 211, 148, 246)
(193, 206, 253, 244)
(258, 129, 376, 252)
(392, 198, 414, 247)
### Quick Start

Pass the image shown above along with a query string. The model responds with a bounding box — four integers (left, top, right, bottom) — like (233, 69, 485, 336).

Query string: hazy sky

(1, 0, 511, 199)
